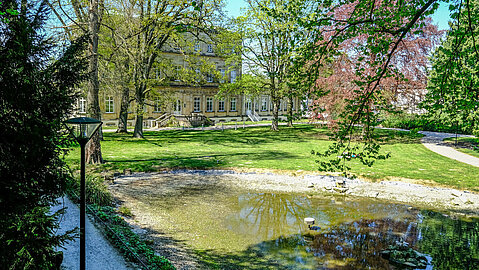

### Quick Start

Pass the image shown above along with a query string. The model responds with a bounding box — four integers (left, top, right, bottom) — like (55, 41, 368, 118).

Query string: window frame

(230, 70, 237, 83)
(218, 99, 225, 112)
(105, 96, 114, 113)
(79, 97, 86, 113)
(193, 97, 201, 112)
(230, 97, 237, 112)
(206, 97, 214, 112)
(153, 98, 161, 112)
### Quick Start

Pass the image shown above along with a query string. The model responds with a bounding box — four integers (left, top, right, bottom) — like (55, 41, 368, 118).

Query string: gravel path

(419, 131, 479, 167)
(51, 196, 134, 270)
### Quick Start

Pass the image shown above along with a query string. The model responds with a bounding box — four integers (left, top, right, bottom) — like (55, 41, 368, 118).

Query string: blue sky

(225, 0, 451, 30)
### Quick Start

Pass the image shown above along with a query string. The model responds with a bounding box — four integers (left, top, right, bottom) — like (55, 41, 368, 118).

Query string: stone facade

(74, 35, 301, 127)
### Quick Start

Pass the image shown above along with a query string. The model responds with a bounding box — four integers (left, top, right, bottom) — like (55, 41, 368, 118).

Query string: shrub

(380, 112, 474, 134)
(88, 205, 175, 270)
(66, 174, 113, 206)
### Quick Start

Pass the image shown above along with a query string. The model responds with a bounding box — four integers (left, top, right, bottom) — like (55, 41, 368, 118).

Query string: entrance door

(174, 99, 182, 115)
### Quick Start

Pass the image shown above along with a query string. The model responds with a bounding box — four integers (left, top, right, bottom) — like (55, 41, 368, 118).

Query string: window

(246, 98, 252, 111)
(154, 99, 161, 112)
(292, 100, 295, 110)
(219, 69, 226, 83)
(207, 73, 214, 83)
(194, 97, 201, 112)
(194, 41, 200, 52)
(261, 97, 268, 111)
(206, 97, 213, 112)
(175, 66, 181, 81)
(230, 97, 237, 111)
(78, 97, 86, 113)
(283, 100, 288, 111)
(279, 100, 282, 111)
(105, 96, 114, 113)
(230, 70, 237, 83)
(207, 44, 213, 53)
(175, 99, 182, 112)
(218, 99, 225, 112)
(195, 69, 201, 82)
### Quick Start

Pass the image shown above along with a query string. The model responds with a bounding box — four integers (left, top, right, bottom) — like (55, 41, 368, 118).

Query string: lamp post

(65, 117, 102, 270)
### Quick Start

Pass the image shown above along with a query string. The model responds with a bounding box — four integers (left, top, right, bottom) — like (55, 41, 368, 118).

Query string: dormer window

(194, 42, 200, 52)
(207, 73, 214, 83)
(207, 44, 213, 53)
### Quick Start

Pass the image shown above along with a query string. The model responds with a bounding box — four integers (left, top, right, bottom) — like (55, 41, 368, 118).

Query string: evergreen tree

(0, 0, 86, 267)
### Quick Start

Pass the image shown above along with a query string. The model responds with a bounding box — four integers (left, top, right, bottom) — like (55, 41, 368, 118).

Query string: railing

(154, 113, 173, 128)
(246, 110, 260, 122)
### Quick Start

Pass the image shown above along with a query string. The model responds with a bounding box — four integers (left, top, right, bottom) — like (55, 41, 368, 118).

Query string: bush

(66, 174, 113, 206)
(88, 205, 175, 270)
(380, 113, 474, 134)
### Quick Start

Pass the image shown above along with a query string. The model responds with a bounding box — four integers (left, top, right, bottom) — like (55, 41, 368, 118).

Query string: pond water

(115, 177, 479, 269)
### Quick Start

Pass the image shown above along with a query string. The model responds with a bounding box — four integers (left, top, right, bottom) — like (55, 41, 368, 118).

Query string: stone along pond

(110, 173, 479, 269)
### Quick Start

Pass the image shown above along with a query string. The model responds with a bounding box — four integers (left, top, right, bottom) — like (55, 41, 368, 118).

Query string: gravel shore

(114, 169, 479, 216)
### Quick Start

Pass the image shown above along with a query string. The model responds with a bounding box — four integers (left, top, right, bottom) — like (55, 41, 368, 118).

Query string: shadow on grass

(104, 125, 329, 148)
(103, 150, 300, 172)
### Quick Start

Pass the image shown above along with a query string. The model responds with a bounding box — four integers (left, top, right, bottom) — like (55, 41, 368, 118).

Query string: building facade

(75, 36, 301, 127)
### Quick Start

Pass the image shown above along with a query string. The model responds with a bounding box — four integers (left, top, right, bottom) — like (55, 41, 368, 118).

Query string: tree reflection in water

(230, 193, 310, 239)
(229, 193, 479, 270)
(309, 218, 420, 269)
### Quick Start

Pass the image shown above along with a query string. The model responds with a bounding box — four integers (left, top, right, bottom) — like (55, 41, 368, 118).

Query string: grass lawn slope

(66, 125, 479, 191)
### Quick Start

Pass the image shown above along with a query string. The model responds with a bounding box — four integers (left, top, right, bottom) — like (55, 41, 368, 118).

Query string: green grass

(65, 124, 479, 191)
(443, 137, 479, 158)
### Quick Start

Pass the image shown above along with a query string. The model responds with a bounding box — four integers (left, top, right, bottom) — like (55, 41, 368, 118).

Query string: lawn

(443, 137, 479, 158)
(65, 124, 479, 191)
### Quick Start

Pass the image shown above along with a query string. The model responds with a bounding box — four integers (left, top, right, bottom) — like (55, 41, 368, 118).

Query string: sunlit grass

(65, 124, 479, 191)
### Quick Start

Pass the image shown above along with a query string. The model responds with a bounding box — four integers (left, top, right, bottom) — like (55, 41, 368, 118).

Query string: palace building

(75, 34, 301, 128)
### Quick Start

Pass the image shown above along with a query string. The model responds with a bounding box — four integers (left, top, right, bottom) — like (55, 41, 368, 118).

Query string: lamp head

(65, 117, 102, 144)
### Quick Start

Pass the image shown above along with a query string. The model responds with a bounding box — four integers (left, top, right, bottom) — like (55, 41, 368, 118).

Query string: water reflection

(228, 193, 479, 269)
(228, 193, 310, 239)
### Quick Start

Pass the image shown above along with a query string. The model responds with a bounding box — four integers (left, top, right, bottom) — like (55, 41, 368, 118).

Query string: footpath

(418, 131, 479, 167)
(51, 196, 133, 270)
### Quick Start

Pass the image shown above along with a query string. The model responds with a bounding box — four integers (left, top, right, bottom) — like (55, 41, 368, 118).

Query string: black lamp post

(65, 117, 102, 270)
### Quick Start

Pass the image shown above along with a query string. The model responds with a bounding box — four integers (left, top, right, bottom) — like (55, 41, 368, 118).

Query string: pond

(112, 175, 479, 269)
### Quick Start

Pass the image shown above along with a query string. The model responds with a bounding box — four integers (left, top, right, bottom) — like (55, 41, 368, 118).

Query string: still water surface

(120, 181, 479, 269)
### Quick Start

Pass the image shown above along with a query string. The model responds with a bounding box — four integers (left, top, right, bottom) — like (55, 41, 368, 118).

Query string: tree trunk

(271, 95, 280, 131)
(86, 0, 103, 164)
(133, 85, 145, 138)
(116, 86, 130, 133)
(287, 95, 294, 127)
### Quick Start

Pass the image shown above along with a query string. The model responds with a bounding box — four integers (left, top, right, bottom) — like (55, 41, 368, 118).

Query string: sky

(225, 0, 452, 31)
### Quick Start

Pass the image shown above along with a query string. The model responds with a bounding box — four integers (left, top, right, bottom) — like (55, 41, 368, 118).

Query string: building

(75, 34, 301, 127)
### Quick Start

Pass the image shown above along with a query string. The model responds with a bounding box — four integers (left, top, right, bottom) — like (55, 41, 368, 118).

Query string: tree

(279, 0, 450, 174)
(0, 0, 86, 267)
(234, 0, 312, 131)
(311, 16, 442, 125)
(46, 0, 104, 163)
(118, 0, 224, 138)
(423, 0, 479, 136)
